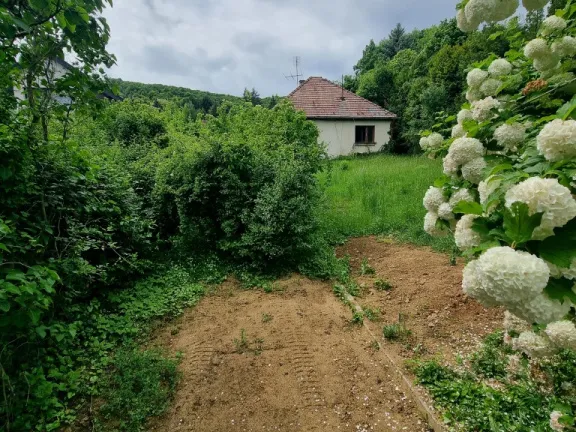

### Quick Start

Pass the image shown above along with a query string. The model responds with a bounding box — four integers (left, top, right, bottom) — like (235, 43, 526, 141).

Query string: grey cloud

(140, 45, 236, 76)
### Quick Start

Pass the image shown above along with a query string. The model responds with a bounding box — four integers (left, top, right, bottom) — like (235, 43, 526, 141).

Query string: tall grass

(318, 154, 454, 252)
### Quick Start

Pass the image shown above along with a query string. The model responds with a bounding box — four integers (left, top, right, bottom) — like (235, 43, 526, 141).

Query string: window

(355, 126, 375, 144)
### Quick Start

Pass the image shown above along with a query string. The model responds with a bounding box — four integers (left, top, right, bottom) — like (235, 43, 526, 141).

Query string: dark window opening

(355, 126, 375, 144)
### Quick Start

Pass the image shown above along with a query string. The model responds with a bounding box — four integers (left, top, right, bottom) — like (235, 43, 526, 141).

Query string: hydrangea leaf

(539, 220, 576, 268)
(557, 95, 576, 120)
(503, 202, 543, 245)
(544, 278, 576, 304)
(453, 201, 483, 215)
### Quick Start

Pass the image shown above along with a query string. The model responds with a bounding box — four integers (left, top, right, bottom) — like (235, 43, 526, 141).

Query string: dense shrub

(155, 101, 325, 270)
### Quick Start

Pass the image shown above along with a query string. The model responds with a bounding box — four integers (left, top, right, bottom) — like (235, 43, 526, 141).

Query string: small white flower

(448, 137, 485, 167)
(513, 331, 555, 357)
(551, 36, 576, 58)
(550, 411, 565, 431)
(494, 122, 526, 152)
(443, 155, 459, 177)
(545, 320, 576, 350)
(452, 123, 466, 138)
(488, 58, 513, 77)
(438, 202, 455, 221)
(505, 177, 576, 240)
(457, 109, 474, 125)
(537, 119, 576, 161)
(419, 136, 430, 150)
(524, 38, 551, 59)
(472, 97, 501, 122)
(480, 78, 503, 97)
(424, 212, 447, 237)
(449, 188, 475, 207)
(541, 15, 567, 36)
(427, 132, 444, 150)
(467, 68, 489, 88)
(423, 186, 446, 212)
(462, 157, 487, 184)
(522, 0, 550, 11)
(455, 214, 482, 250)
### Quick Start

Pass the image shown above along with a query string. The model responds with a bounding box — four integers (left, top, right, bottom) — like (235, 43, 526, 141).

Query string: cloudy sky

(103, 0, 457, 97)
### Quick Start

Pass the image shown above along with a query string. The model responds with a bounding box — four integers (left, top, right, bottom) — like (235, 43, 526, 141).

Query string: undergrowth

(411, 331, 576, 431)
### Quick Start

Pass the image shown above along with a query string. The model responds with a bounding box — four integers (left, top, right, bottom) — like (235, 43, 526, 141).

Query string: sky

(103, 0, 458, 97)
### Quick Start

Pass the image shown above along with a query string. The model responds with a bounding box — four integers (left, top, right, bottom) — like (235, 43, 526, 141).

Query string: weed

(351, 311, 364, 325)
(383, 314, 411, 341)
(362, 306, 381, 322)
(262, 313, 273, 323)
(370, 340, 381, 351)
(360, 258, 376, 276)
(374, 278, 392, 291)
(233, 329, 264, 356)
(96, 349, 180, 432)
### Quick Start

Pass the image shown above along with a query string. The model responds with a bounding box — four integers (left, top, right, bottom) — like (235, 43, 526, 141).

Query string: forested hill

(343, 0, 567, 153)
(113, 79, 281, 117)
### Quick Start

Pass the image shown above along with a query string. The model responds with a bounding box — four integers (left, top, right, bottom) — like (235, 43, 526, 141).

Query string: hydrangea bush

(423, 2, 576, 424)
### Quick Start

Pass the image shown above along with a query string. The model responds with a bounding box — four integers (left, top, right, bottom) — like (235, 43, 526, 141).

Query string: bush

(155, 101, 325, 270)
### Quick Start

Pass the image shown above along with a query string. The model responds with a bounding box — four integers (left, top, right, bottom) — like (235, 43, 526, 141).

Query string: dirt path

(149, 237, 502, 432)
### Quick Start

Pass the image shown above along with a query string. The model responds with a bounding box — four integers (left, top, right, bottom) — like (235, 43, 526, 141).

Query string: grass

(318, 154, 453, 252)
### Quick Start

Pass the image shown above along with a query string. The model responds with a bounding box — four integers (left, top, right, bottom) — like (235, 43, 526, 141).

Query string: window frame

(354, 125, 376, 145)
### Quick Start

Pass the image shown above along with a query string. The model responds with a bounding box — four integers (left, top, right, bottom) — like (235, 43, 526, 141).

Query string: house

(288, 77, 396, 157)
(13, 57, 122, 105)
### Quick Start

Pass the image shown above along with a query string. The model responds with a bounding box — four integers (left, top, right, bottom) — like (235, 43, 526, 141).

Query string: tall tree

(381, 23, 407, 60)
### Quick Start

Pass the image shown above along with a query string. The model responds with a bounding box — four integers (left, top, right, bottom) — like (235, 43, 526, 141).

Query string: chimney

(299, 79, 306, 85)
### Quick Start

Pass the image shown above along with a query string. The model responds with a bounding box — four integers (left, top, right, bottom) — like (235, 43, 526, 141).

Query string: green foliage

(360, 258, 376, 275)
(413, 335, 576, 431)
(383, 315, 411, 341)
(318, 155, 454, 252)
(96, 349, 180, 432)
(374, 278, 393, 291)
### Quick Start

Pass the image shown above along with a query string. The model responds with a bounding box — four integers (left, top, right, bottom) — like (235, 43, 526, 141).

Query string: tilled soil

(149, 237, 503, 432)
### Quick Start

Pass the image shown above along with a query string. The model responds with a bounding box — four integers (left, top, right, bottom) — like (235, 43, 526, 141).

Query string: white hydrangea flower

(505, 177, 576, 240)
(424, 212, 447, 237)
(494, 123, 526, 152)
(513, 331, 555, 357)
(541, 15, 567, 36)
(545, 320, 576, 349)
(488, 58, 513, 77)
(504, 311, 530, 333)
(551, 36, 576, 58)
(489, 0, 520, 21)
(419, 136, 430, 150)
(438, 202, 455, 221)
(480, 78, 503, 97)
(427, 132, 444, 150)
(448, 137, 485, 166)
(506, 354, 523, 375)
(443, 155, 459, 177)
(455, 214, 482, 250)
(457, 109, 474, 125)
(452, 124, 466, 138)
(474, 247, 550, 304)
(509, 293, 572, 324)
(466, 88, 483, 103)
(423, 186, 446, 212)
(537, 119, 576, 162)
(533, 54, 560, 72)
(524, 38, 551, 59)
(472, 97, 501, 122)
(457, 8, 479, 32)
(449, 188, 475, 207)
(467, 68, 489, 88)
(550, 411, 565, 432)
(462, 260, 500, 307)
(462, 157, 487, 184)
(522, 0, 549, 11)
(464, 0, 486, 26)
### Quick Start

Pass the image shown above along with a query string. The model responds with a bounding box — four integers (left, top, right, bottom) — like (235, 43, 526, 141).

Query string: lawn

(318, 154, 454, 252)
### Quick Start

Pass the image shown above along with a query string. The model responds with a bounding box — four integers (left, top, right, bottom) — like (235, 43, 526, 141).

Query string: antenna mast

(284, 56, 303, 87)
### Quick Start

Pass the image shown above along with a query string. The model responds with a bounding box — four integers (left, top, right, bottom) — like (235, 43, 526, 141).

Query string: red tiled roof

(287, 77, 396, 120)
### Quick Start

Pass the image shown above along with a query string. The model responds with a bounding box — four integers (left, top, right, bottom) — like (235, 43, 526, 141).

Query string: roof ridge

(317, 77, 395, 116)
(286, 76, 313, 98)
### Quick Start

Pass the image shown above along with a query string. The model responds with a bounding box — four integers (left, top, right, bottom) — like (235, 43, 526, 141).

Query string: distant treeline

(113, 79, 281, 119)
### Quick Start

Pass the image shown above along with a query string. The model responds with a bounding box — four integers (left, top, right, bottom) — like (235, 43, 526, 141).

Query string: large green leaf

(453, 201, 483, 215)
(545, 278, 576, 304)
(539, 220, 576, 268)
(503, 202, 543, 245)
(558, 95, 576, 120)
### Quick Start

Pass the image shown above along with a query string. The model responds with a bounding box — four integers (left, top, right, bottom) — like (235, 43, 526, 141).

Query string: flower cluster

(512, 320, 576, 360)
(457, 0, 519, 33)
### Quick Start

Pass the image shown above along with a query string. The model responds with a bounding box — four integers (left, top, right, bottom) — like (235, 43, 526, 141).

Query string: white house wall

(314, 119, 392, 157)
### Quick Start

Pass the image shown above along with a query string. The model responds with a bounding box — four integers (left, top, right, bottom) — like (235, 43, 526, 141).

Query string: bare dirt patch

(148, 237, 503, 432)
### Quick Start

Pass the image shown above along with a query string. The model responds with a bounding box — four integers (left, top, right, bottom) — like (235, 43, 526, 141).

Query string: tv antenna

(284, 56, 303, 86)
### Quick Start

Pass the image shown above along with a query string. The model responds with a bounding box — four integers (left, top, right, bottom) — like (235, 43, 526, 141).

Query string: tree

(243, 87, 262, 105)
(381, 23, 407, 60)
(354, 39, 380, 74)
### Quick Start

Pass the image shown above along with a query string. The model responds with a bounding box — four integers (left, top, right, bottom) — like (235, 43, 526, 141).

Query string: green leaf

(539, 220, 576, 268)
(545, 278, 576, 304)
(36, 326, 47, 339)
(557, 95, 576, 120)
(503, 202, 543, 245)
(453, 201, 483, 215)
(0, 299, 10, 312)
(0, 243, 8, 252)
